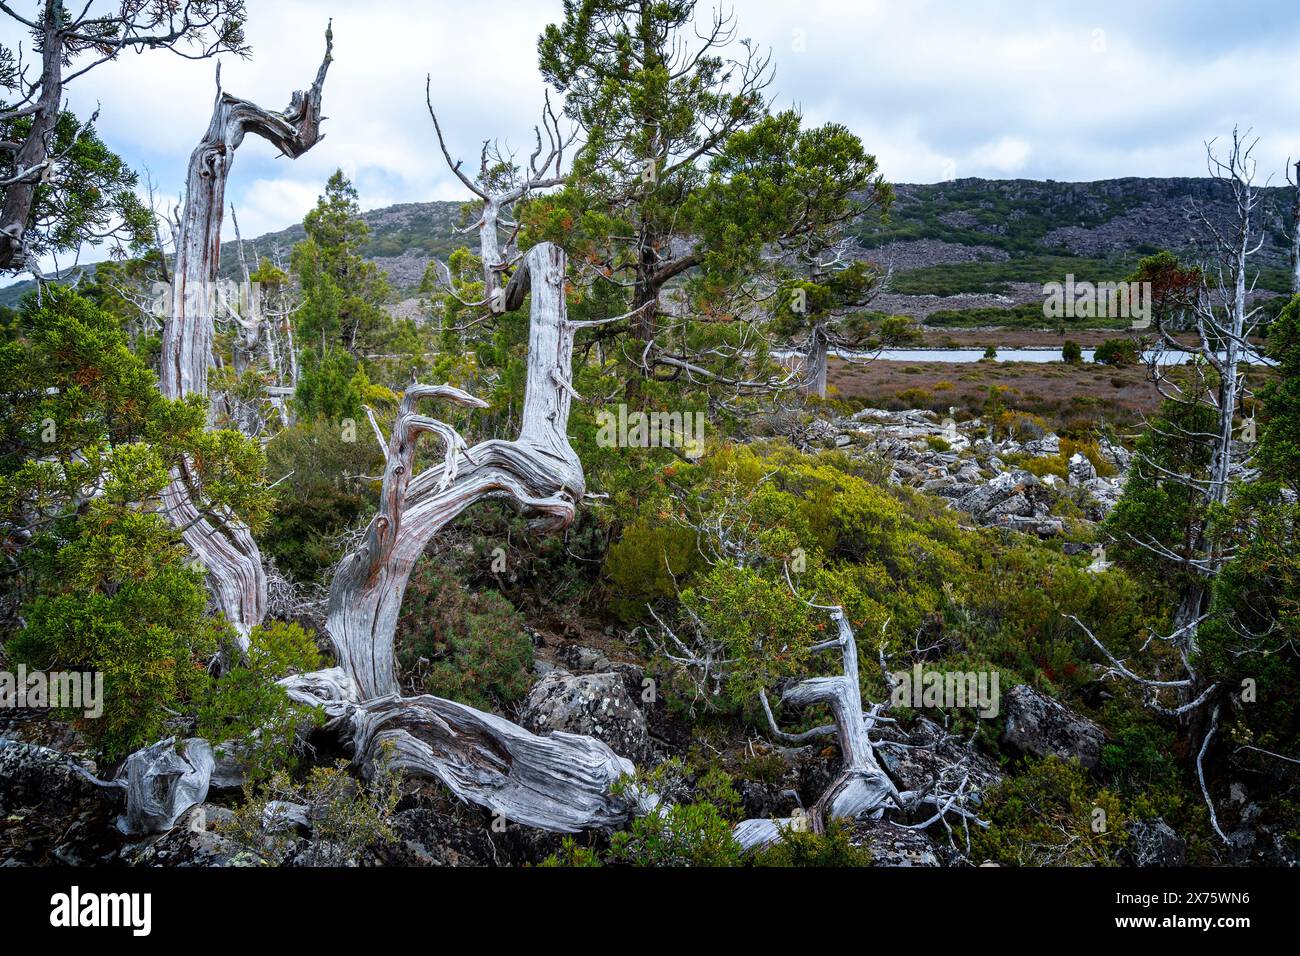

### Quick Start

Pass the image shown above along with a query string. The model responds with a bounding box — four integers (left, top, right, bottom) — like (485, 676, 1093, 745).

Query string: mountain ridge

(3, 175, 1292, 309)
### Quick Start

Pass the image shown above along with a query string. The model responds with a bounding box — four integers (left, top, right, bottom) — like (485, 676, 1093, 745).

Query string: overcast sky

(6, 0, 1300, 261)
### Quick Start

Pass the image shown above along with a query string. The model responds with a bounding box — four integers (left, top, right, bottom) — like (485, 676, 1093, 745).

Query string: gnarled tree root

(346, 694, 635, 831)
(735, 600, 988, 852)
(283, 667, 637, 831)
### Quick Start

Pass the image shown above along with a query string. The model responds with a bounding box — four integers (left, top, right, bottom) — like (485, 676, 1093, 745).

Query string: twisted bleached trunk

(735, 597, 989, 853)
(160, 29, 332, 644)
(348, 694, 635, 831)
(108, 79, 637, 834)
(785, 612, 902, 824)
(326, 241, 582, 698)
(300, 242, 638, 830)
(279, 665, 636, 831)
(736, 609, 904, 851)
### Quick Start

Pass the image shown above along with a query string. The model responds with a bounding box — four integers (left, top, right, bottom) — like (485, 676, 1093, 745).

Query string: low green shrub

(751, 819, 872, 866)
(607, 800, 742, 867)
(972, 756, 1129, 866)
(198, 621, 327, 781)
(1094, 337, 1139, 366)
(10, 506, 223, 759)
(396, 559, 533, 710)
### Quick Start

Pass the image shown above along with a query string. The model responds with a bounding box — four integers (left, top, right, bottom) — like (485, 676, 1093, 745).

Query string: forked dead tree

(306, 241, 641, 830)
(1119, 130, 1270, 649)
(738, 606, 902, 848)
(734, 577, 988, 851)
(1072, 130, 1279, 843)
(326, 242, 584, 699)
(109, 239, 642, 835)
(225, 205, 297, 433)
(427, 84, 571, 307)
(161, 27, 332, 644)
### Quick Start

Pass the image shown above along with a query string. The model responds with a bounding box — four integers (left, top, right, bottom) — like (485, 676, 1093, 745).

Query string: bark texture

(160, 29, 332, 643)
(802, 321, 830, 398)
(736, 597, 987, 852)
(348, 694, 635, 831)
(298, 242, 637, 831)
(0, 2, 62, 273)
(325, 241, 583, 698)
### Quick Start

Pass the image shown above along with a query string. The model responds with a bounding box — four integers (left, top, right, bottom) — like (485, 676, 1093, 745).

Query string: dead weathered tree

(305, 243, 649, 827)
(1288, 158, 1300, 296)
(642, 508, 990, 850)
(219, 206, 299, 434)
(1124, 131, 1271, 649)
(160, 25, 332, 644)
(1073, 130, 1277, 843)
(326, 241, 584, 698)
(743, 606, 902, 840)
(735, 591, 989, 850)
(107, 240, 643, 834)
(427, 83, 571, 307)
(1191, 134, 1267, 523)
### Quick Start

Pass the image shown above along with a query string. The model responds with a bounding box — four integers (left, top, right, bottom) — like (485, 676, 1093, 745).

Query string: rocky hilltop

(859, 176, 1292, 266)
(4, 176, 1292, 309)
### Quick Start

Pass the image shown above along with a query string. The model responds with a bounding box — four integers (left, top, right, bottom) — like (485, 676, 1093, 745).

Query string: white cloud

(235, 177, 326, 240)
(3, 0, 1300, 255)
(969, 138, 1033, 177)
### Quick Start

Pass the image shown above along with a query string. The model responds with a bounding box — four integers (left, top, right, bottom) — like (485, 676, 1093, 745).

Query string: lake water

(815, 348, 1276, 366)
